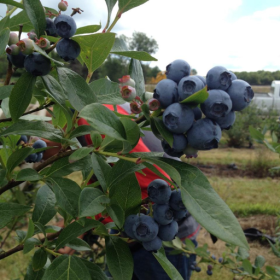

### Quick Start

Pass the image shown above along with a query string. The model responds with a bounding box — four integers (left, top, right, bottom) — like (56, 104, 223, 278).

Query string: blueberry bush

(0, 0, 279, 279)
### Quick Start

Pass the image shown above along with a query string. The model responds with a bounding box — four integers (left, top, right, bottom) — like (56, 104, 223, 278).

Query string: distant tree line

(233, 70, 280, 85)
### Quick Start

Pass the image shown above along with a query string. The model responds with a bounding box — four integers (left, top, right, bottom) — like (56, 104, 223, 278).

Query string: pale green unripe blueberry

(8, 32, 19, 46)
(17, 38, 34, 55)
(6, 44, 20, 55)
(119, 75, 136, 88)
(130, 101, 142, 114)
(58, 1, 68, 11)
(36, 37, 50, 50)
(121, 85, 136, 102)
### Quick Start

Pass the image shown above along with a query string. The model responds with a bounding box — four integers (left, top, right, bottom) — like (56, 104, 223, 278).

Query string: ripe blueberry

(36, 152, 43, 162)
(54, 14, 77, 38)
(24, 53, 52, 76)
(201, 89, 232, 119)
(161, 134, 188, 158)
(196, 75, 206, 86)
(142, 236, 162, 252)
(169, 189, 186, 211)
(192, 107, 202, 121)
(147, 179, 171, 204)
(226, 79, 254, 111)
(195, 267, 201, 273)
(163, 103, 194, 134)
(229, 71, 237, 81)
(132, 215, 159, 242)
(124, 214, 138, 239)
(153, 204, 174, 225)
(173, 209, 188, 221)
(166, 59, 191, 83)
(215, 111, 236, 130)
(178, 76, 204, 101)
(153, 79, 178, 109)
(46, 18, 57, 37)
(56, 38, 81, 61)
(25, 153, 38, 163)
(157, 220, 178, 241)
(17, 135, 28, 145)
(206, 270, 213, 276)
(33, 139, 47, 150)
(206, 66, 232, 91)
(7, 52, 26, 68)
(187, 118, 222, 150)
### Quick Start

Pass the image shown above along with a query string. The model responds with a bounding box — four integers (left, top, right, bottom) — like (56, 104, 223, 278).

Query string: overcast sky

(1, 0, 280, 76)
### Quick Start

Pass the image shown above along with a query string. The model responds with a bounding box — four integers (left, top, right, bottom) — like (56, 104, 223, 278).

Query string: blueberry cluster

(25, 139, 47, 163)
(6, 3, 80, 76)
(124, 179, 187, 252)
(153, 60, 255, 159)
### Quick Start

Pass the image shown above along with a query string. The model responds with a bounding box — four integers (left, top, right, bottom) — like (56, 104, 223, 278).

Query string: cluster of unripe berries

(124, 179, 187, 252)
(153, 60, 255, 159)
(6, 1, 80, 76)
(17, 136, 47, 163)
(119, 75, 160, 114)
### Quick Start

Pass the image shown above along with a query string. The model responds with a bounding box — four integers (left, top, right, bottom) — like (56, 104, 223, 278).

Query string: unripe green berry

(58, 1, 68, 11)
(6, 44, 20, 55)
(36, 37, 50, 50)
(27, 31, 38, 41)
(121, 85, 136, 102)
(8, 32, 19, 46)
(17, 38, 34, 55)
(130, 101, 142, 114)
(119, 75, 136, 88)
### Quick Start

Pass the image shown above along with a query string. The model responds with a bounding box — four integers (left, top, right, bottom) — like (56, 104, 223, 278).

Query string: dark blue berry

(7, 52, 26, 68)
(24, 53, 51, 76)
(206, 66, 232, 91)
(56, 38, 81, 61)
(46, 18, 57, 37)
(147, 179, 171, 204)
(25, 153, 38, 163)
(17, 135, 28, 145)
(161, 134, 188, 158)
(169, 190, 186, 211)
(157, 220, 178, 241)
(153, 204, 174, 225)
(218, 257, 223, 263)
(211, 255, 216, 260)
(166, 59, 191, 83)
(178, 76, 204, 101)
(54, 14, 77, 38)
(207, 270, 213, 276)
(142, 236, 162, 252)
(215, 111, 235, 130)
(192, 107, 202, 121)
(195, 266, 201, 272)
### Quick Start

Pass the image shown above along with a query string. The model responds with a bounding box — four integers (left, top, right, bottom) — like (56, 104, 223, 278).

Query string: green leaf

(55, 219, 102, 250)
(151, 117, 174, 147)
(129, 59, 145, 100)
(57, 67, 97, 111)
(80, 103, 126, 141)
(80, 259, 109, 280)
(152, 247, 184, 280)
(249, 126, 265, 142)
(46, 177, 81, 217)
(23, 237, 41, 254)
(42, 35, 60, 43)
(9, 72, 36, 121)
(242, 259, 253, 275)
(65, 238, 92, 251)
(42, 255, 91, 280)
(52, 104, 67, 128)
(89, 78, 125, 105)
(0, 15, 10, 31)
(6, 147, 33, 174)
(68, 125, 95, 140)
(0, 85, 13, 100)
(0, 0, 24, 9)
(0, 120, 64, 142)
(45, 155, 92, 178)
(106, 204, 125, 228)
(120, 117, 140, 147)
(109, 173, 141, 217)
(106, 236, 134, 280)
(32, 185, 56, 225)
(1, 97, 10, 118)
(16, 168, 43, 181)
(266, 266, 276, 275)
(79, 188, 110, 218)
(0, 202, 30, 229)
(111, 38, 157, 61)
(32, 248, 48, 271)
(268, 239, 280, 258)
(73, 33, 115, 75)
(25, 263, 46, 280)
(106, 160, 145, 189)
(255, 255, 266, 268)
(90, 153, 111, 192)
(105, 0, 117, 29)
(23, 0, 46, 37)
(23, 218, 35, 243)
(118, 0, 148, 14)
(0, 27, 10, 56)
(76, 24, 101, 35)
(158, 158, 249, 249)
(69, 147, 93, 163)
(180, 86, 209, 105)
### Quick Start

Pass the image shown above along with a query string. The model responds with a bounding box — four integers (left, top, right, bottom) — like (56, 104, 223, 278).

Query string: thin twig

(0, 230, 62, 260)
(18, 24, 23, 41)
(3, 61, 13, 87)
(0, 218, 18, 248)
(0, 102, 55, 123)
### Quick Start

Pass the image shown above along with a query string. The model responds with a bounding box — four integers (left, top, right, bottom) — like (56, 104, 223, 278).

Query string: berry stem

(106, 11, 121, 33)
(3, 60, 13, 87)
(43, 247, 62, 257)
